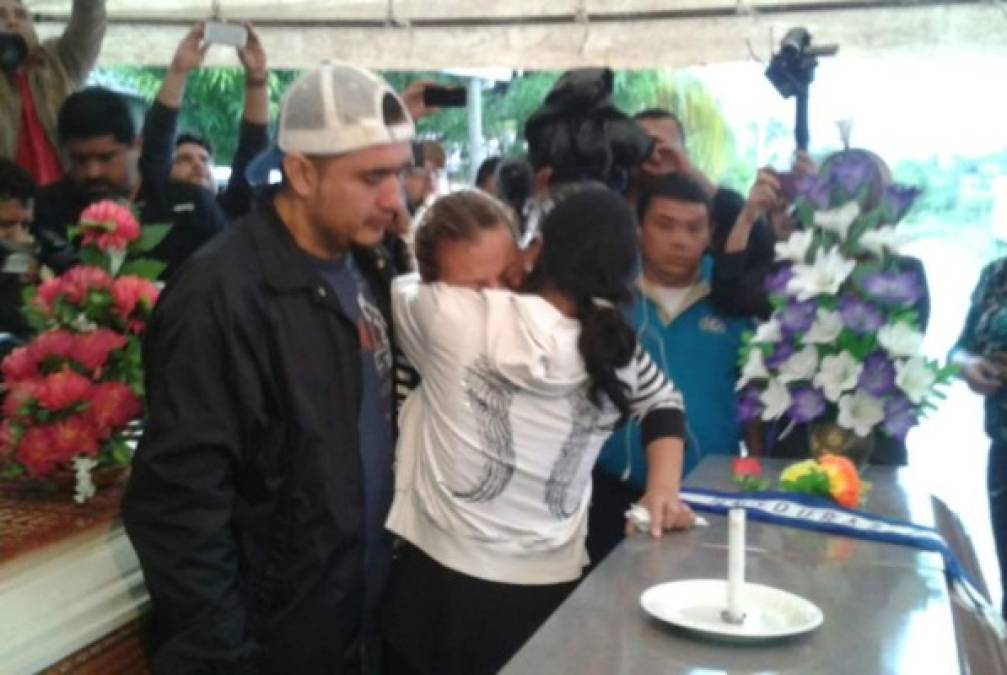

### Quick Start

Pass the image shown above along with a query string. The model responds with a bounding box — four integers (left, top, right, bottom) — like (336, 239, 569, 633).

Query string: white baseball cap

(247, 62, 415, 183)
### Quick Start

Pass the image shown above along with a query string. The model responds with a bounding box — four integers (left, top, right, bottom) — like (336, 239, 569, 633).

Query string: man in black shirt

(32, 86, 226, 280)
(123, 62, 415, 674)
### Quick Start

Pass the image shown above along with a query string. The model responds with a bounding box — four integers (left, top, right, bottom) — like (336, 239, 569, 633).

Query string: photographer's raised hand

(159, 24, 209, 108)
(401, 80, 440, 122)
(724, 168, 784, 254)
(237, 23, 269, 126)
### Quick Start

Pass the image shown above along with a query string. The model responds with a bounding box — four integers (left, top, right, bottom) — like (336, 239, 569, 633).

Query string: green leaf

(0, 463, 25, 479)
(118, 258, 167, 280)
(79, 248, 110, 272)
(130, 224, 172, 254)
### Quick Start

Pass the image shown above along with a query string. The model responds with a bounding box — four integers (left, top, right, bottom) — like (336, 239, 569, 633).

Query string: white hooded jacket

(386, 275, 684, 584)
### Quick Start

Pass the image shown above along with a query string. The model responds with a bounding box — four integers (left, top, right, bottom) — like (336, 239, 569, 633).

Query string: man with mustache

(123, 62, 415, 674)
(30, 86, 226, 279)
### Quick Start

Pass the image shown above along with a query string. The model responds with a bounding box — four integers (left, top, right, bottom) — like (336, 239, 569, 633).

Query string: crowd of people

(3, 1, 1007, 674)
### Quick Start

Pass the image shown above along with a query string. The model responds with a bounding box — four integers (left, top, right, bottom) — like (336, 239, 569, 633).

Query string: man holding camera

(0, 0, 107, 186)
(143, 22, 270, 221)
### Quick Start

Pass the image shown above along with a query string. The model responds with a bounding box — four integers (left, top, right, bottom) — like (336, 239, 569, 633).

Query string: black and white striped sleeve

(627, 346, 685, 445)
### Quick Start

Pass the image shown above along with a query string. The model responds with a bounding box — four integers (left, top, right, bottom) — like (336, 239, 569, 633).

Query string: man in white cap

(123, 62, 415, 674)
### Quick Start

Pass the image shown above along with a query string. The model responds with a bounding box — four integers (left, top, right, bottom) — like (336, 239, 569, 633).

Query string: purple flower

(737, 385, 763, 423)
(858, 351, 896, 397)
(794, 175, 831, 210)
(764, 264, 795, 296)
(779, 299, 817, 336)
(839, 296, 885, 334)
(883, 394, 918, 441)
(883, 184, 921, 222)
(766, 342, 795, 369)
(861, 271, 924, 307)
(787, 386, 827, 423)
(828, 151, 878, 196)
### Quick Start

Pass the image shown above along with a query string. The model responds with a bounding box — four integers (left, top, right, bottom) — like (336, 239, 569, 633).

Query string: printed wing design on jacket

(545, 387, 600, 519)
(453, 355, 521, 502)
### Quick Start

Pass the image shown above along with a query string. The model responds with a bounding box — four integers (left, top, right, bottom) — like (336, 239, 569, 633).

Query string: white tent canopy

(31, 0, 1007, 70)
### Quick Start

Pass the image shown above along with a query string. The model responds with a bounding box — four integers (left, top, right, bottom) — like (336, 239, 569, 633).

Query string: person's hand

(741, 168, 785, 222)
(960, 353, 1005, 396)
(627, 489, 695, 538)
(170, 23, 208, 76)
(237, 23, 268, 83)
(400, 80, 440, 122)
(793, 149, 817, 176)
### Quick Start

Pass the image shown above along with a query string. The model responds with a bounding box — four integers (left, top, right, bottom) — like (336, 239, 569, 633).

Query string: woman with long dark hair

(381, 185, 692, 675)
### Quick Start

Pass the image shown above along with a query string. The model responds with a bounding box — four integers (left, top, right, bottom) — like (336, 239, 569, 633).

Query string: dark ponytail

(576, 298, 637, 425)
(523, 183, 640, 424)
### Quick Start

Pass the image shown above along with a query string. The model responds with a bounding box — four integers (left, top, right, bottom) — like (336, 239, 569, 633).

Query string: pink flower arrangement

(1, 200, 168, 501)
(78, 201, 141, 251)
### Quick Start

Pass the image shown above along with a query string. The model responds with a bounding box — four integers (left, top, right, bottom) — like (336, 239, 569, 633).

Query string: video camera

(524, 68, 654, 193)
(0, 33, 27, 73)
(765, 28, 838, 150)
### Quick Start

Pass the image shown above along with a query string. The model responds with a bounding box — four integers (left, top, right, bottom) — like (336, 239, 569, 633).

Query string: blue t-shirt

(309, 252, 393, 615)
(597, 259, 752, 489)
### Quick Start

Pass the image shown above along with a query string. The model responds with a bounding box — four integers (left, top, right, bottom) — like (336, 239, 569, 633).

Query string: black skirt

(380, 542, 577, 675)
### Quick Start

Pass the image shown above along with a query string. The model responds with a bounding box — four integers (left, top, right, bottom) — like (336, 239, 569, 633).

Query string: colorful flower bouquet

(732, 455, 867, 509)
(0, 202, 167, 502)
(735, 151, 956, 459)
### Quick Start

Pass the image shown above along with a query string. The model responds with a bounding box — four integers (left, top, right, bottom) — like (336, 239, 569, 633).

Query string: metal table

(501, 456, 963, 675)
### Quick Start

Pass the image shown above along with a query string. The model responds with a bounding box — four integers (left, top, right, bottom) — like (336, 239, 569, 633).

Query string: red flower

(28, 329, 76, 365)
(36, 368, 93, 411)
(731, 457, 763, 479)
(79, 201, 141, 251)
(111, 276, 159, 322)
(33, 278, 63, 314)
(71, 329, 127, 372)
(0, 419, 17, 455)
(88, 382, 142, 437)
(60, 266, 113, 304)
(1, 345, 38, 381)
(52, 413, 100, 458)
(15, 424, 62, 476)
(2, 380, 40, 420)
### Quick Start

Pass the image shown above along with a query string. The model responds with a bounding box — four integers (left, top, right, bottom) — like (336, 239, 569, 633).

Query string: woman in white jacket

(382, 186, 692, 675)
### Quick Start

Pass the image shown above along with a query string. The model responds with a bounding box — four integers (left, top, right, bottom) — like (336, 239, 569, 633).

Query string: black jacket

(123, 194, 392, 674)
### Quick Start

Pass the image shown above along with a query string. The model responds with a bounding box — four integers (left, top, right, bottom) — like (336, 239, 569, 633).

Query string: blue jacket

(597, 257, 752, 490)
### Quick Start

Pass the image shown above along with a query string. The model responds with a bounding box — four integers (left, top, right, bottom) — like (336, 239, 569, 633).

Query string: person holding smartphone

(952, 257, 1007, 618)
(0, 0, 107, 186)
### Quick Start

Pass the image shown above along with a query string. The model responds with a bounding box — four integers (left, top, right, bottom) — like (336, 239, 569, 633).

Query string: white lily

(814, 201, 861, 242)
(786, 247, 857, 301)
(774, 230, 814, 264)
(73, 455, 98, 504)
(779, 345, 820, 384)
(804, 308, 844, 344)
(736, 348, 770, 390)
(878, 322, 924, 358)
(895, 357, 938, 404)
(752, 318, 782, 344)
(858, 226, 900, 258)
(760, 378, 792, 421)
(837, 390, 885, 437)
(813, 351, 863, 402)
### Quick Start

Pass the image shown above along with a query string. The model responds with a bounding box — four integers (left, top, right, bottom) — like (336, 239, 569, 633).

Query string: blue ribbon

(679, 487, 1006, 637)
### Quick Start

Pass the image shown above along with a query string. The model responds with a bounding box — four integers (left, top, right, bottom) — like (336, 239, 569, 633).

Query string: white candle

(725, 507, 746, 623)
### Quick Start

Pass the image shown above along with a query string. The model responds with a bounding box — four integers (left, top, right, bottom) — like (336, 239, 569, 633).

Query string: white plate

(640, 579, 823, 643)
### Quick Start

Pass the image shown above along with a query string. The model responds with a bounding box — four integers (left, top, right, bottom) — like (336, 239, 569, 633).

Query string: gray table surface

(500, 456, 960, 675)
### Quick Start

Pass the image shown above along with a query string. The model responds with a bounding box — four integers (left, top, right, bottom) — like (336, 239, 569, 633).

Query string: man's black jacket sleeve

(123, 281, 259, 674)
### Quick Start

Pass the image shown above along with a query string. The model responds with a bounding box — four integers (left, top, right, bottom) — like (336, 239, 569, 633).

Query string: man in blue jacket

(588, 172, 753, 565)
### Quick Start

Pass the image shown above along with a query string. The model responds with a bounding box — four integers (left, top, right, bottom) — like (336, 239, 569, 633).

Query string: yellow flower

(779, 459, 820, 484)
